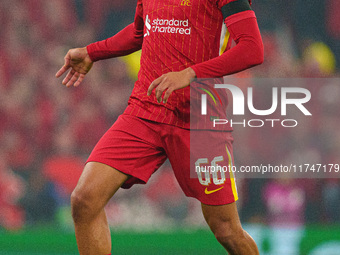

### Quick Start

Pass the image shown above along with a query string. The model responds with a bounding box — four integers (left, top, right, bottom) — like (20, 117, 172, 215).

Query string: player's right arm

(56, 0, 143, 87)
(86, 0, 144, 62)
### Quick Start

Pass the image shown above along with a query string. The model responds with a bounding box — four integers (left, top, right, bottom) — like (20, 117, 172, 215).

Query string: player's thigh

(71, 162, 129, 211)
(201, 202, 242, 235)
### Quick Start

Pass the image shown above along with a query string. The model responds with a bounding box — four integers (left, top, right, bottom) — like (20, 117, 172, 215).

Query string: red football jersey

(87, 0, 260, 129)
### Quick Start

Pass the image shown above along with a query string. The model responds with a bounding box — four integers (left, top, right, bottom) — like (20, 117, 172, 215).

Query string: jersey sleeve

(190, 0, 263, 78)
(86, 0, 144, 62)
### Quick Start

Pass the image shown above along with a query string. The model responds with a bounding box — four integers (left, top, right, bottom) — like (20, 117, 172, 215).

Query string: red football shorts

(87, 114, 238, 205)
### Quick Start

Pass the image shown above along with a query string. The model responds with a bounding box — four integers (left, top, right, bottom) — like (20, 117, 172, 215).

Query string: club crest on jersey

(181, 0, 191, 6)
(144, 14, 191, 37)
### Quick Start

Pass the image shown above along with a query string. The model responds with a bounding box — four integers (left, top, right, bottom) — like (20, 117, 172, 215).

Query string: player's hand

(55, 47, 93, 87)
(147, 67, 196, 103)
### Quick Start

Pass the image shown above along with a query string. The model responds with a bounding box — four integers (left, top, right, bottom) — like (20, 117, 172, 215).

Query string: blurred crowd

(0, 0, 339, 231)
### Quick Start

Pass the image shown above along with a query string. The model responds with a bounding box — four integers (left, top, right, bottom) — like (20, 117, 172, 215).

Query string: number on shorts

(195, 156, 226, 186)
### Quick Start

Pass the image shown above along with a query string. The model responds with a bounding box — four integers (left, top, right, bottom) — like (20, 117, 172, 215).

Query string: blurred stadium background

(0, 0, 340, 254)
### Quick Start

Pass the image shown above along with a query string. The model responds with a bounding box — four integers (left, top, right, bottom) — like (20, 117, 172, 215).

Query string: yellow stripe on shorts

(226, 144, 238, 201)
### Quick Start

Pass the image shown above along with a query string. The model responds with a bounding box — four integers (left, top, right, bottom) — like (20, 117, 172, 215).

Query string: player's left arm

(190, 0, 263, 78)
(148, 0, 263, 104)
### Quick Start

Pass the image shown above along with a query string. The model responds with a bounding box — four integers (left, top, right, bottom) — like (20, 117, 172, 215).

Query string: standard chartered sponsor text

(151, 18, 191, 34)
